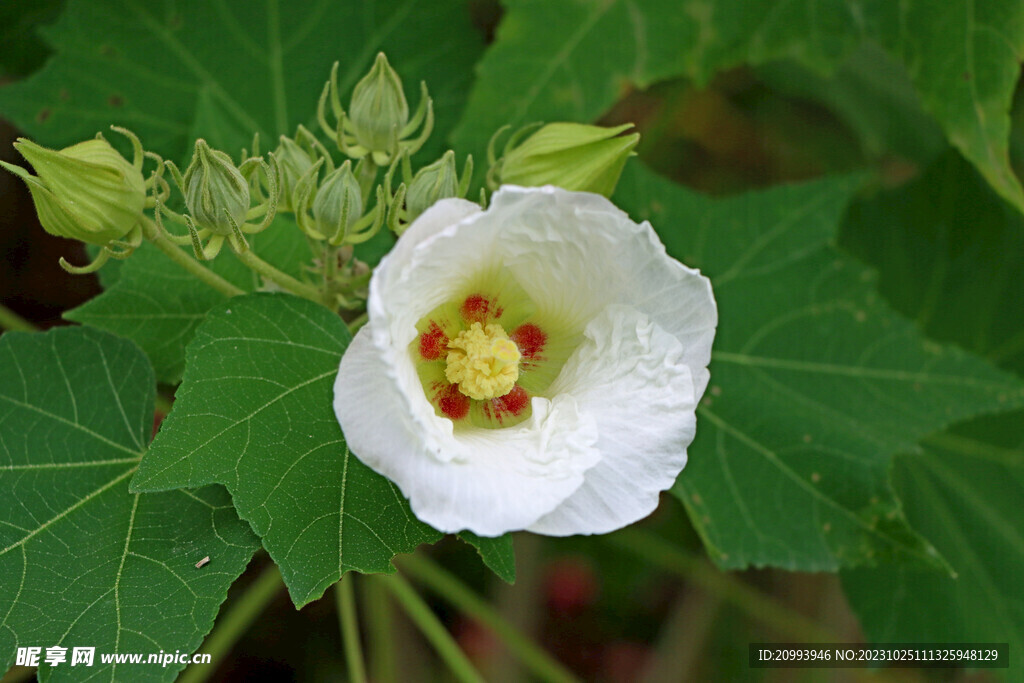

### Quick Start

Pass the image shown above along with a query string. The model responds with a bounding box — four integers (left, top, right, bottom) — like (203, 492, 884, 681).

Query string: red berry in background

(544, 556, 599, 614)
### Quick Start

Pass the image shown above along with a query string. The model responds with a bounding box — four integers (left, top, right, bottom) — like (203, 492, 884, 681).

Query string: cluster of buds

(0, 128, 153, 273)
(318, 53, 433, 166)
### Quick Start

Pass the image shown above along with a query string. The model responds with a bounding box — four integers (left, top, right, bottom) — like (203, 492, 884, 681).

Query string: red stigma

(461, 294, 503, 324)
(510, 323, 546, 359)
(494, 386, 529, 420)
(436, 384, 470, 420)
(418, 322, 448, 360)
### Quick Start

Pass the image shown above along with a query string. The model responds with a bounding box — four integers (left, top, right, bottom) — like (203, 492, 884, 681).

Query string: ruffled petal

(335, 326, 602, 536)
(480, 186, 717, 398)
(528, 305, 697, 535)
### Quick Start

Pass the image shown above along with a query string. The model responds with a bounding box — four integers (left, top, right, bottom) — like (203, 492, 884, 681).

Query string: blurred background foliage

(2, 0, 1023, 681)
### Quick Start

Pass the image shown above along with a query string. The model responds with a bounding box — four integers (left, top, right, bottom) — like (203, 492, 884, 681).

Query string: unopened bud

(183, 139, 250, 235)
(349, 53, 410, 163)
(405, 151, 464, 221)
(1, 137, 145, 245)
(274, 128, 322, 212)
(492, 122, 639, 197)
(312, 161, 363, 241)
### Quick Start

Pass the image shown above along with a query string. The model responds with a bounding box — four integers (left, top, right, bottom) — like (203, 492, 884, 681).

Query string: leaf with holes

(0, 326, 260, 682)
(455, 0, 1024, 213)
(131, 293, 441, 607)
(615, 164, 1024, 571)
(0, 0, 483, 163)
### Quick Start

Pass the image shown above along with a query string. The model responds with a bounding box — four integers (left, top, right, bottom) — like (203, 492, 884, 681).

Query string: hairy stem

(233, 248, 322, 302)
(178, 562, 284, 683)
(398, 553, 578, 683)
(335, 575, 367, 683)
(375, 573, 484, 683)
(141, 218, 244, 298)
(0, 303, 37, 333)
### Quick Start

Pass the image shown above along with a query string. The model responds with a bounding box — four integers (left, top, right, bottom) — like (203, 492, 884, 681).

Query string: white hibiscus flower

(333, 185, 717, 536)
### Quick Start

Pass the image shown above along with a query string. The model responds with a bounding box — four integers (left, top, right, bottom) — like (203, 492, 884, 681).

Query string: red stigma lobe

(419, 322, 448, 360)
(494, 386, 529, 420)
(510, 323, 546, 359)
(461, 294, 503, 324)
(436, 383, 470, 420)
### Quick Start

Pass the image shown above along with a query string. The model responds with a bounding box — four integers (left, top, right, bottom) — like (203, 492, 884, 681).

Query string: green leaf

(130, 293, 441, 606)
(459, 532, 516, 584)
(0, 326, 259, 682)
(0, 0, 483, 163)
(839, 153, 1024, 669)
(0, 0, 65, 79)
(841, 151, 1024, 376)
(455, 0, 1024, 213)
(842, 412, 1024, 673)
(66, 216, 311, 385)
(615, 164, 1024, 571)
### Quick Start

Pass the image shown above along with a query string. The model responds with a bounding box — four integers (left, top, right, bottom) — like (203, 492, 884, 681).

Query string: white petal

(528, 305, 697, 535)
(335, 326, 602, 536)
(486, 186, 717, 398)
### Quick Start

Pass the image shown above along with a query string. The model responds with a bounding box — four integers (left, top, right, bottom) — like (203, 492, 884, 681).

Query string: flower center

(445, 322, 521, 400)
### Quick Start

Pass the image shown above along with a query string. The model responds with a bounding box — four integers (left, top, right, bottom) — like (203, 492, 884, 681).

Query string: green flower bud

(349, 53, 409, 162)
(493, 122, 639, 197)
(405, 150, 462, 221)
(312, 161, 363, 241)
(1, 137, 145, 245)
(183, 139, 250, 235)
(274, 133, 317, 213)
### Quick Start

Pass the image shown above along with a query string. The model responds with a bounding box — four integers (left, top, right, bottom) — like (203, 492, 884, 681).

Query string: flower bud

(312, 161, 363, 240)
(349, 53, 409, 162)
(405, 151, 463, 221)
(1, 137, 145, 245)
(183, 139, 250, 235)
(494, 122, 639, 197)
(274, 133, 318, 212)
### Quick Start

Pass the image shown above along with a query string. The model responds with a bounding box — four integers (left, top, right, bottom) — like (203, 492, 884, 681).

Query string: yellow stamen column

(445, 322, 521, 400)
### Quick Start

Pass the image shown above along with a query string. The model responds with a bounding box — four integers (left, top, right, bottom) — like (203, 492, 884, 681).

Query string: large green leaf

(842, 412, 1024, 680)
(66, 216, 311, 385)
(454, 0, 1024, 212)
(130, 293, 441, 607)
(0, 0, 483, 163)
(839, 154, 1024, 669)
(0, 326, 259, 682)
(841, 152, 1024, 377)
(615, 164, 1024, 571)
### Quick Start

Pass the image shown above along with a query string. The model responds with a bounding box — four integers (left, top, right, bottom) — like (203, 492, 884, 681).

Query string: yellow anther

(445, 322, 521, 400)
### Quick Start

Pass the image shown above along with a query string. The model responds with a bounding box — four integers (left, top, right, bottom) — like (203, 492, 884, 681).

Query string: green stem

(364, 575, 397, 683)
(398, 554, 579, 683)
(375, 573, 485, 683)
(233, 248, 322, 302)
(609, 529, 836, 643)
(335, 575, 367, 683)
(141, 218, 244, 298)
(0, 303, 37, 332)
(178, 562, 284, 683)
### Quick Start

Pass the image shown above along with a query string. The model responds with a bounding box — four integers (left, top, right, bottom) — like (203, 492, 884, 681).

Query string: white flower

(334, 186, 717, 536)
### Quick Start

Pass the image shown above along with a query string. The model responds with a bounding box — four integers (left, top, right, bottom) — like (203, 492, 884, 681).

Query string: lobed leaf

(0, 326, 259, 682)
(131, 293, 441, 607)
(616, 164, 1024, 571)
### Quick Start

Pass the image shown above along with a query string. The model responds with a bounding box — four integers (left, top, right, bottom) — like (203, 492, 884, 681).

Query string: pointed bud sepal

(273, 125, 331, 212)
(488, 122, 639, 197)
(318, 53, 434, 165)
(393, 150, 473, 232)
